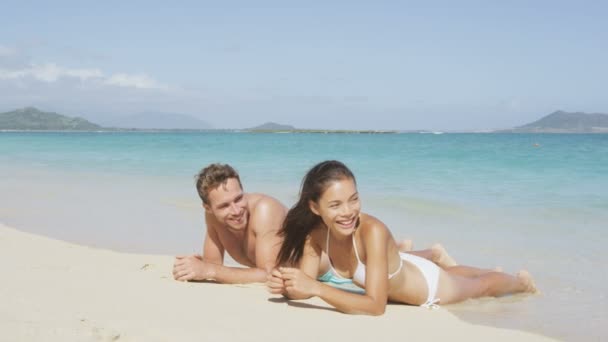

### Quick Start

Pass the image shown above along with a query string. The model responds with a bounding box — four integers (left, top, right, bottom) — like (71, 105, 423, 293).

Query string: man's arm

(209, 197, 285, 284)
(253, 197, 286, 272)
(173, 219, 226, 281)
(201, 217, 224, 264)
(174, 214, 267, 283)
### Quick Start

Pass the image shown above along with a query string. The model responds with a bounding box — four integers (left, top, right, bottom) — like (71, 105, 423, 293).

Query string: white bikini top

(326, 230, 403, 285)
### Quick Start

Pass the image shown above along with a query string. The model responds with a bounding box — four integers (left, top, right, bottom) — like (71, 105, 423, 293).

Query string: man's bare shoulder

(246, 193, 287, 233)
(247, 193, 287, 214)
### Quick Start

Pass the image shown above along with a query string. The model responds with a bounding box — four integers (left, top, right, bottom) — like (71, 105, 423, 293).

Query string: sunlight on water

(1, 132, 607, 340)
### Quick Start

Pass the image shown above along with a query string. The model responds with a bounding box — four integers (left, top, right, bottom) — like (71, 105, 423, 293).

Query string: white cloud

(0, 63, 103, 82)
(65, 67, 104, 80)
(0, 63, 168, 90)
(104, 73, 168, 90)
(0, 45, 18, 57)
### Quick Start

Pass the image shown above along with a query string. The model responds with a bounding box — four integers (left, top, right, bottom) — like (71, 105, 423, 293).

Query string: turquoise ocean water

(1, 132, 607, 340)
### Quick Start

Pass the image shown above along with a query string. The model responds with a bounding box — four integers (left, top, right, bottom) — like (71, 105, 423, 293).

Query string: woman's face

(311, 177, 361, 236)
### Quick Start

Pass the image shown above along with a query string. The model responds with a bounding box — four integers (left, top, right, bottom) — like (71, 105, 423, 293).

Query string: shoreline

(0, 223, 555, 341)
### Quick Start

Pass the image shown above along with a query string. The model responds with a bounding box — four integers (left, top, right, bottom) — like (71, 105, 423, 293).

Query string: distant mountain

(502, 110, 608, 133)
(247, 122, 296, 131)
(0, 107, 102, 130)
(106, 112, 212, 129)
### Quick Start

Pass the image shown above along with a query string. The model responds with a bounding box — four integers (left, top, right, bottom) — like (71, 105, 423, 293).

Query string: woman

(267, 160, 536, 315)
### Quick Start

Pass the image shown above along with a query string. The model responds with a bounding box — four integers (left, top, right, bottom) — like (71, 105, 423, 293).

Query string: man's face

(205, 178, 248, 231)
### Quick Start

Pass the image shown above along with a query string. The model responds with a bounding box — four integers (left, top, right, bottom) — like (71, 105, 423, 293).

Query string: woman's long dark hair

(276, 160, 355, 266)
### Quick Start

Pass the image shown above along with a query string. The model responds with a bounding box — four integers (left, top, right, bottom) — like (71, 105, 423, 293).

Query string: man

(173, 163, 457, 284)
(172, 163, 286, 283)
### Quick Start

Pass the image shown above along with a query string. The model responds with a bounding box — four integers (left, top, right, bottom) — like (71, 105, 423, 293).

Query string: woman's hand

(266, 268, 286, 294)
(279, 267, 321, 299)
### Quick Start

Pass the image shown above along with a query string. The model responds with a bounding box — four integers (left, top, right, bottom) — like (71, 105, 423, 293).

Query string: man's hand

(266, 268, 286, 294)
(172, 255, 216, 281)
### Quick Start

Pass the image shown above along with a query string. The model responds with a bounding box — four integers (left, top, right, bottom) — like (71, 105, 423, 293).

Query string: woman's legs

(396, 239, 414, 252)
(399, 240, 502, 277)
(437, 268, 537, 304)
(398, 240, 458, 268)
(442, 265, 502, 278)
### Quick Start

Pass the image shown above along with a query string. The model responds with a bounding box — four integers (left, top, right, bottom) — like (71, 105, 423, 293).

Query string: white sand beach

(0, 223, 555, 342)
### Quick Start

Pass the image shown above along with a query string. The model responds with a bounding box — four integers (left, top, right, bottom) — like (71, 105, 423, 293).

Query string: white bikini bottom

(399, 252, 440, 308)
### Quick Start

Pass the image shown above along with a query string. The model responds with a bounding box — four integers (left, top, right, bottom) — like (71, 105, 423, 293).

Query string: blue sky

(1, 1, 606, 130)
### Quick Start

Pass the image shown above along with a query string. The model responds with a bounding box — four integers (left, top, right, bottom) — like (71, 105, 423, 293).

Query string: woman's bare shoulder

(359, 213, 388, 230)
(358, 213, 390, 240)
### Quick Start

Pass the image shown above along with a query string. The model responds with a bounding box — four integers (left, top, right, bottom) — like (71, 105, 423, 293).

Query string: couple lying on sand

(173, 161, 536, 314)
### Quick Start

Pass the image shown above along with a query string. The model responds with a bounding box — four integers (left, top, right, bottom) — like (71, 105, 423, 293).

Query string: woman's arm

(268, 234, 322, 299)
(282, 222, 391, 315)
(283, 235, 322, 299)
